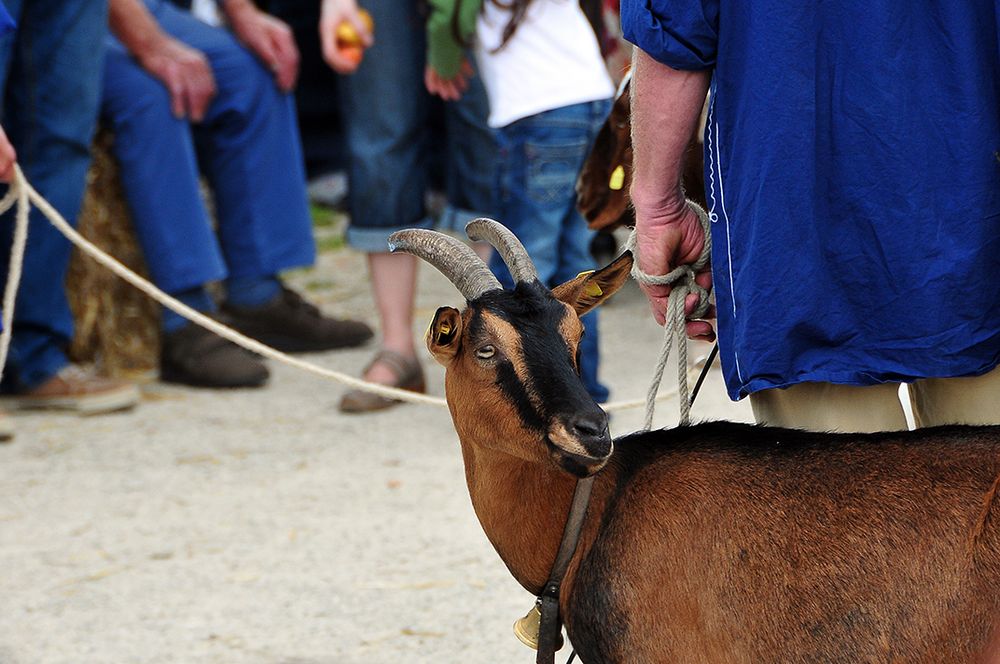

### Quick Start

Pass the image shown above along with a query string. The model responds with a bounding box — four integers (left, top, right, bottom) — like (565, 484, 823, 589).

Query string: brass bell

(513, 604, 542, 649)
(513, 603, 563, 651)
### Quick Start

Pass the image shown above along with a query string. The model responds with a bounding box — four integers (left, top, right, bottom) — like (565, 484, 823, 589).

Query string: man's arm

(109, 0, 216, 121)
(219, 0, 300, 92)
(630, 49, 715, 339)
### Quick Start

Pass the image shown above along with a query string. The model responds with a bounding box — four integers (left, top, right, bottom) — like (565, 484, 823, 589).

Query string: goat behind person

(388, 219, 1000, 663)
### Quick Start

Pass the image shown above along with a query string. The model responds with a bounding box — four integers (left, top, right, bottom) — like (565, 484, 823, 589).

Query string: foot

(2, 365, 140, 415)
(221, 286, 373, 353)
(339, 349, 425, 413)
(161, 322, 269, 388)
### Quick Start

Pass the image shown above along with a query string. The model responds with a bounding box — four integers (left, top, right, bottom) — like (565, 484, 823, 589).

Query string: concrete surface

(0, 243, 752, 664)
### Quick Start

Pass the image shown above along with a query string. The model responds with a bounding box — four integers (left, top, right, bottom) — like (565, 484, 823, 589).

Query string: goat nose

(570, 411, 609, 440)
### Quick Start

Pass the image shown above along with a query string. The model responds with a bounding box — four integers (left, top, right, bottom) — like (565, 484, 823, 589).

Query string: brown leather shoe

(4, 365, 140, 415)
(339, 349, 425, 413)
(221, 286, 373, 353)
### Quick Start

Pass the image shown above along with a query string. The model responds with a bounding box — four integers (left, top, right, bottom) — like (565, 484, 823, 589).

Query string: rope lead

(0, 169, 706, 413)
(625, 200, 713, 429)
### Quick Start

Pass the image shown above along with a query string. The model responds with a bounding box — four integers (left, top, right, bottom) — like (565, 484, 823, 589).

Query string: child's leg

(551, 100, 614, 401)
(491, 101, 610, 400)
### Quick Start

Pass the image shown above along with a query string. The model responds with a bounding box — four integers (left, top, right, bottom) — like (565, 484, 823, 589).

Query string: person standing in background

(424, 0, 616, 402)
(320, 0, 497, 413)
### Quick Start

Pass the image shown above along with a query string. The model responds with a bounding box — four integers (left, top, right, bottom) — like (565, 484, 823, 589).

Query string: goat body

(563, 422, 1000, 663)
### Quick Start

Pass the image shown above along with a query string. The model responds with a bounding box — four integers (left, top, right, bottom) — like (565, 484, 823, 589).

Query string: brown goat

(575, 78, 706, 233)
(389, 220, 1000, 663)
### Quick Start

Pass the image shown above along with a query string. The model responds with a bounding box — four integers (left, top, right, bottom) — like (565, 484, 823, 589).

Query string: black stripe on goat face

(473, 283, 612, 477)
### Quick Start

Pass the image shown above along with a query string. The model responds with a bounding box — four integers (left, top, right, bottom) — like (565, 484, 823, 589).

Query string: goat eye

(475, 345, 496, 360)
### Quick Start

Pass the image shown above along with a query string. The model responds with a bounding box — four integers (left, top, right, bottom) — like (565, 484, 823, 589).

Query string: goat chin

(545, 437, 612, 478)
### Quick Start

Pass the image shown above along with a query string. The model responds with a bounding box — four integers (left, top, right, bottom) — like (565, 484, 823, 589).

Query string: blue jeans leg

(337, 1, 495, 250)
(102, 1, 315, 296)
(491, 100, 612, 401)
(438, 57, 497, 231)
(0, 0, 107, 390)
(337, 0, 430, 252)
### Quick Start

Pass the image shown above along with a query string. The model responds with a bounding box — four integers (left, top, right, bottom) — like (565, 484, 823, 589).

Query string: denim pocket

(525, 139, 589, 208)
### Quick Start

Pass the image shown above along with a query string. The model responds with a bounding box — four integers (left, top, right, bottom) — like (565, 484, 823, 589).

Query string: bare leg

(365, 251, 418, 384)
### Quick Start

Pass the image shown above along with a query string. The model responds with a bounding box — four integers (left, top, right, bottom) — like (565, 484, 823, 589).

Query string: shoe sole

(3, 384, 141, 416)
(338, 380, 426, 414)
(159, 364, 269, 389)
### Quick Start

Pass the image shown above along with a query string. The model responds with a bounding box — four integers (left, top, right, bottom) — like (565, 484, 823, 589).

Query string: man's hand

(138, 37, 216, 122)
(424, 60, 472, 101)
(634, 199, 715, 340)
(0, 125, 16, 183)
(223, 0, 299, 92)
(320, 0, 372, 74)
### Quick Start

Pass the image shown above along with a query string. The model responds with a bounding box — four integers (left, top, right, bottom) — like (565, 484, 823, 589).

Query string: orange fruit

(335, 9, 374, 48)
(339, 44, 365, 67)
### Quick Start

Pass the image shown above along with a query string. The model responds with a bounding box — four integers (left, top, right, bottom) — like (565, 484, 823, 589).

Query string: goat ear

(551, 251, 633, 316)
(426, 306, 463, 365)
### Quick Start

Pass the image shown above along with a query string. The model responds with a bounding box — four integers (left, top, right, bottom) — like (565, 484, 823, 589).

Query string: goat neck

(454, 425, 618, 597)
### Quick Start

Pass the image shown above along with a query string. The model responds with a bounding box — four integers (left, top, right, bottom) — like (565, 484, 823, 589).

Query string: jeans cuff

(436, 205, 495, 234)
(17, 343, 70, 391)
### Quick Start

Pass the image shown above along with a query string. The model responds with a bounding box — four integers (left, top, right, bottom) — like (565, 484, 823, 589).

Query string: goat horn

(465, 218, 539, 284)
(388, 229, 502, 301)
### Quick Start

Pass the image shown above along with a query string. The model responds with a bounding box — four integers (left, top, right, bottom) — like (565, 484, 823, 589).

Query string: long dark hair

(451, 0, 532, 52)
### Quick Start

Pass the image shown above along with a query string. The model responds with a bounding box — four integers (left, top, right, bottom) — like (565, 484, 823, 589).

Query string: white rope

(625, 200, 712, 429)
(0, 166, 29, 383)
(0, 168, 698, 412)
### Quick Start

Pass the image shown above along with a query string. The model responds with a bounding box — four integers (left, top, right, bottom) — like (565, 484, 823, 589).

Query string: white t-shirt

(474, 0, 614, 128)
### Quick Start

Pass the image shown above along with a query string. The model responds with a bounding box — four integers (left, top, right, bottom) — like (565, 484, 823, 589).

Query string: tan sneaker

(4, 365, 140, 415)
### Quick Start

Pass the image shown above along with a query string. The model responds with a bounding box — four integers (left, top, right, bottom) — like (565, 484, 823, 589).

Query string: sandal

(338, 349, 426, 413)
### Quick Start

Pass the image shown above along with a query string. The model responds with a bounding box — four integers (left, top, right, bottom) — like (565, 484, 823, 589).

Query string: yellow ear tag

(438, 321, 451, 338)
(574, 272, 603, 297)
(609, 165, 625, 191)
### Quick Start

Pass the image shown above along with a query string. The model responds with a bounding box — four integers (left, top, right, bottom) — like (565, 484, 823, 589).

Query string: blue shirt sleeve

(0, 2, 15, 38)
(620, 0, 719, 70)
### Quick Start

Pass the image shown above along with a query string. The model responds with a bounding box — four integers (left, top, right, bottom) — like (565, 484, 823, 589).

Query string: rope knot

(625, 199, 713, 429)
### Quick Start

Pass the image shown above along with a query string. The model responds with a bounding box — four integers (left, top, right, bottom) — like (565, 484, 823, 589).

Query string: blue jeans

(101, 0, 315, 295)
(337, 0, 495, 252)
(0, 0, 107, 390)
(491, 99, 613, 402)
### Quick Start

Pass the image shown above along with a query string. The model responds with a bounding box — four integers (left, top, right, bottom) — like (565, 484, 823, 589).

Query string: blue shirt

(622, 1, 1000, 400)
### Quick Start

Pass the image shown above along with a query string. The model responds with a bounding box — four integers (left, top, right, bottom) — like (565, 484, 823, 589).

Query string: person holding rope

(102, 0, 374, 388)
(0, 0, 140, 416)
(624, 1, 1000, 432)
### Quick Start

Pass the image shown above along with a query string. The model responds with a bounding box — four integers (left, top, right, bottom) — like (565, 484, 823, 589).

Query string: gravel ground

(0, 241, 752, 664)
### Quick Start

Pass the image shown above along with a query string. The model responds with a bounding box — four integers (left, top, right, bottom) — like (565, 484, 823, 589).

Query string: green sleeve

(426, 0, 480, 79)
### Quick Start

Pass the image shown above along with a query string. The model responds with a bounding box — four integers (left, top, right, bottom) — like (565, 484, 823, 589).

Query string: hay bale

(67, 130, 160, 377)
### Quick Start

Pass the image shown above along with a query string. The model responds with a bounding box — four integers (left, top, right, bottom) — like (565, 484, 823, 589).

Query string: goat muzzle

(546, 412, 612, 477)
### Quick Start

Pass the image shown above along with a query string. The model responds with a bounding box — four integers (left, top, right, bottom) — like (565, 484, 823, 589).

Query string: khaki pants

(749, 365, 1000, 433)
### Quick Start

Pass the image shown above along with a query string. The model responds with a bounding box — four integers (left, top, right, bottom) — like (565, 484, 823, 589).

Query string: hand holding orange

(335, 9, 373, 66)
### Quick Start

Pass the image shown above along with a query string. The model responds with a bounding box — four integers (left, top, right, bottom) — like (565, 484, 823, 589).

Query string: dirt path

(0, 244, 751, 664)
